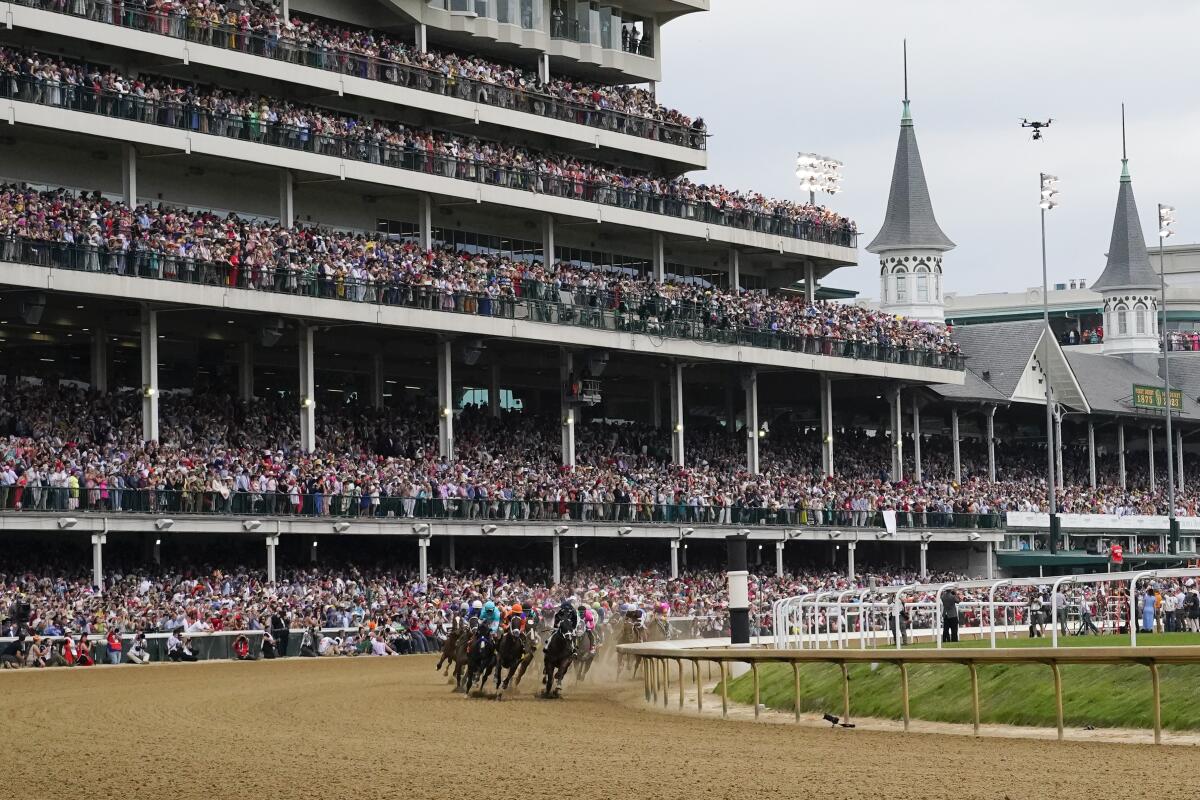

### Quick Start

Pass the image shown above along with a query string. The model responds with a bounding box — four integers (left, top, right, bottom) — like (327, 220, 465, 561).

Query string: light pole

(1159, 203, 1178, 553)
(795, 152, 843, 206)
(1040, 173, 1060, 551)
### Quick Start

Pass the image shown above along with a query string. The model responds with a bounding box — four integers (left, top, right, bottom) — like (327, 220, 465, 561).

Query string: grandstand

(0, 0, 1197, 593)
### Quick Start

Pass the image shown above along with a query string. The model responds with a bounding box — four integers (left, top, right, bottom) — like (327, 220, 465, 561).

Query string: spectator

(126, 632, 151, 664)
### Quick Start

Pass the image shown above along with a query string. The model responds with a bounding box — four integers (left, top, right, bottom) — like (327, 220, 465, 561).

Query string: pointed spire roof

(866, 100, 956, 254)
(1091, 158, 1158, 292)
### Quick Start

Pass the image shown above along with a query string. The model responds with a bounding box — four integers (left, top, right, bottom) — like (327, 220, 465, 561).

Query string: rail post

(792, 661, 802, 723)
(899, 662, 910, 732)
(693, 660, 702, 713)
(1050, 662, 1064, 741)
(840, 662, 851, 722)
(751, 661, 760, 720)
(1149, 661, 1162, 745)
(968, 662, 980, 737)
(650, 658, 658, 703)
(662, 659, 670, 708)
(719, 660, 729, 719)
(677, 659, 684, 710)
(643, 657, 651, 702)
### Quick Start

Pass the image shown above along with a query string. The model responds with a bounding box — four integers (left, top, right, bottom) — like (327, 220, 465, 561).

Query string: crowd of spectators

(0, 380, 1196, 526)
(15, 0, 700, 146)
(0, 185, 931, 356)
(0, 45, 854, 242)
(1060, 327, 1103, 346)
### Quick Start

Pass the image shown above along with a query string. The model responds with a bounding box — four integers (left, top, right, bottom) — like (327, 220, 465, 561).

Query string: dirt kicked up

(1, 656, 1194, 800)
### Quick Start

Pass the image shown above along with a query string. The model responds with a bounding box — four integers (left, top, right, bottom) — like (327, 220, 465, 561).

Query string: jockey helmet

(483, 600, 496, 614)
(472, 599, 483, 610)
(510, 602, 523, 615)
(560, 598, 574, 609)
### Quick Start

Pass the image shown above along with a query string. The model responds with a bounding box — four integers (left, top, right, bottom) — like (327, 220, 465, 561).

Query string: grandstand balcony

(5, 1, 709, 171)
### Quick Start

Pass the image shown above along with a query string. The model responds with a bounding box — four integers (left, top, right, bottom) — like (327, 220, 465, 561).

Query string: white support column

(775, 540, 785, 577)
(728, 247, 740, 292)
(560, 349, 576, 468)
(911, 396, 922, 483)
(140, 307, 159, 443)
(651, 380, 662, 429)
(889, 386, 903, 481)
(1054, 410, 1064, 490)
(265, 535, 279, 584)
(652, 232, 665, 283)
(437, 340, 454, 460)
(310, 539, 318, 564)
(951, 406, 961, 484)
(986, 405, 996, 482)
(370, 351, 384, 410)
(804, 263, 816, 303)
(542, 214, 556, 265)
(122, 143, 137, 206)
(418, 193, 434, 251)
(919, 542, 929, 581)
(1148, 427, 1156, 492)
(551, 536, 561, 585)
(670, 540, 680, 580)
(298, 325, 316, 453)
(446, 537, 456, 571)
(153, 538, 161, 566)
(416, 22, 427, 52)
(847, 541, 856, 583)
(744, 367, 760, 474)
(91, 533, 106, 592)
(985, 541, 994, 580)
(820, 374, 834, 477)
(670, 362, 684, 465)
(279, 169, 294, 226)
(280, 0, 290, 19)
(1088, 419, 1097, 490)
(1118, 422, 1127, 490)
(1178, 428, 1185, 494)
(90, 327, 108, 394)
(538, 53, 549, 83)
(418, 537, 430, 585)
(239, 341, 255, 402)
(488, 362, 501, 418)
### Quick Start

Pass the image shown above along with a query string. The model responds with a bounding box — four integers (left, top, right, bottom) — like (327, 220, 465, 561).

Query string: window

(917, 274, 929, 302)
(1136, 308, 1145, 334)
(895, 275, 908, 303)
(880, 275, 888, 303)
(1118, 310, 1128, 335)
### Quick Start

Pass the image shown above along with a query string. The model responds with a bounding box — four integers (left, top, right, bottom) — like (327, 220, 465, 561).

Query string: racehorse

(436, 618, 462, 676)
(451, 619, 477, 691)
(614, 616, 646, 679)
(541, 619, 575, 698)
(493, 617, 535, 696)
(572, 626, 597, 682)
(463, 627, 498, 696)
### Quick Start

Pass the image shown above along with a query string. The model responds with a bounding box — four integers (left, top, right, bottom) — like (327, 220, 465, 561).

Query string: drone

(1021, 118, 1053, 141)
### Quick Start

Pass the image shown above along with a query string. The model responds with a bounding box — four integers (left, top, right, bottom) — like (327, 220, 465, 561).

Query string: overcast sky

(659, 1, 1200, 300)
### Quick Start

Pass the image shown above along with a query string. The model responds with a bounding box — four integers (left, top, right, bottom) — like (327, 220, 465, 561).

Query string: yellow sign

(1132, 384, 1182, 411)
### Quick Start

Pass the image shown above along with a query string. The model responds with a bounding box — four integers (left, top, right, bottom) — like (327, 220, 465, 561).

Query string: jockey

(479, 600, 502, 634)
(552, 598, 579, 635)
(505, 602, 526, 632)
(581, 606, 597, 654)
(624, 603, 647, 628)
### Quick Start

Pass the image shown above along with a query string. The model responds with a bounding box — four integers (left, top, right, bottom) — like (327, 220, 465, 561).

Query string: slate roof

(1066, 350, 1200, 418)
(866, 101, 955, 254)
(945, 320, 1046, 398)
(1092, 161, 1160, 292)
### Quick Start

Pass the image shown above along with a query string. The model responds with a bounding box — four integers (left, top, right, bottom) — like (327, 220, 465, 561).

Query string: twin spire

(1091, 104, 1158, 293)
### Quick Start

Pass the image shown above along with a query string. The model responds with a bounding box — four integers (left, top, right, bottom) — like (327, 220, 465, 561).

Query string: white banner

(1005, 512, 1200, 532)
(882, 510, 897, 535)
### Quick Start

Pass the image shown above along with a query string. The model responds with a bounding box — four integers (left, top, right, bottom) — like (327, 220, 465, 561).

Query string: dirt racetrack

(2, 656, 1194, 800)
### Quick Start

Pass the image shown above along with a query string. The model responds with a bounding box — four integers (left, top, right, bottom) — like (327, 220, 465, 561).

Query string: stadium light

(57, 517, 78, 529)
(1039, 173, 1059, 210)
(920, 532, 934, 543)
(827, 531, 841, 540)
(242, 519, 262, 532)
(413, 523, 430, 535)
(795, 152, 843, 203)
(1159, 202, 1178, 552)
(332, 521, 351, 533)
(617, 526, 633, 536)
(154, 539, 161, 546)
(680, 527, 695, 538)
(968, 532, 982, 542)
(143, 385, 156, 398)
(301, 396, 314, 409)
(480, 524, 497, 535)
(554, 525, 570, 536)
(154, 518, 174, 531)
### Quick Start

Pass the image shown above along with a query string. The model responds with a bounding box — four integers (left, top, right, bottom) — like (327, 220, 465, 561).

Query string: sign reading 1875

(1132, 384, 1183, 411)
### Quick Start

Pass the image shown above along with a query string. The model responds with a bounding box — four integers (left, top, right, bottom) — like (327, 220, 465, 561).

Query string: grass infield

(726, 632, 1200, 731)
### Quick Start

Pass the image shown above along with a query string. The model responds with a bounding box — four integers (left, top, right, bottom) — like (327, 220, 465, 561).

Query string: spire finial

(903, 39, 908, 103)
(1120, 103, 1130, 181)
